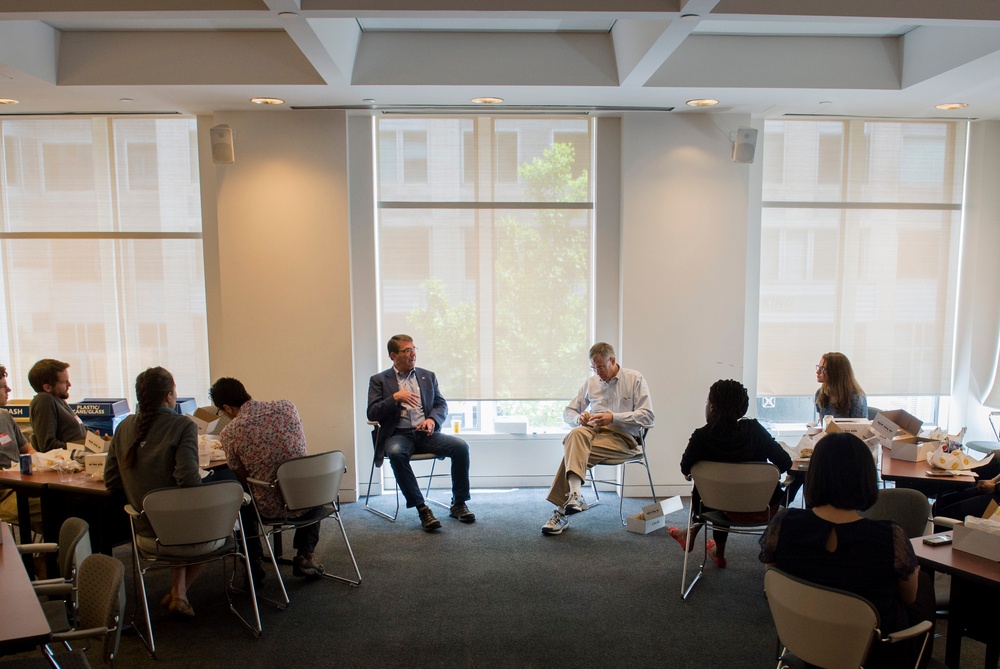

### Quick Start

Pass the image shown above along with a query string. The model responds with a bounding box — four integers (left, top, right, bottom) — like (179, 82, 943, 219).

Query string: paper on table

(926, 445, 993, 471)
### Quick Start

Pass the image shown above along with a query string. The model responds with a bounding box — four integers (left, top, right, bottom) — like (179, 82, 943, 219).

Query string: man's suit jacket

(367, 367, 449, 466)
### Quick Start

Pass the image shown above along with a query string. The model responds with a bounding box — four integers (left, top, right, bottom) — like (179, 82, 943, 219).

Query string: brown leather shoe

(418, 505, 441, 532)
(449, 502, 476, 523)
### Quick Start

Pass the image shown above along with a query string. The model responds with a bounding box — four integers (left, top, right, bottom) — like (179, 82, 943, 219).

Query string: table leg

(15, 491, 35, 576)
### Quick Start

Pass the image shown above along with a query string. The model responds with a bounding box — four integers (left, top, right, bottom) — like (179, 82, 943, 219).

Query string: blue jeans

(385, 429, 470, 509)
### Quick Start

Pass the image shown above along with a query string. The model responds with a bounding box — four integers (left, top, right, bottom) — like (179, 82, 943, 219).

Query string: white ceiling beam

(58, 31, 324, 85)
(0, 21, 58, 84)
(710, 0, 1000, 22)
(353, 31, 617, 86)
(647, 35, 901, 89)
(902, 25, 1000, 88)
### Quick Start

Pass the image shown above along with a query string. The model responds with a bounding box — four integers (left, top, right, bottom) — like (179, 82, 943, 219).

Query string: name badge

(0, 432, 10, 446)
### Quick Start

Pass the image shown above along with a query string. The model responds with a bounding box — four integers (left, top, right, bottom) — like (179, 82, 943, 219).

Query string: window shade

(375, 117, 594, 400)
(757, 119, 967, 397)
(0, 117, 209, 402)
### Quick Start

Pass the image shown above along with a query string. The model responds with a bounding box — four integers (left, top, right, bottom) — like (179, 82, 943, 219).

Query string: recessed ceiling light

(278, 11, 298, 18)
(471, 97, 503, 105)
(680, 13, 700, 19)
(936, 102, 968, 111)
(362, 98, 375, 104)
(120, 98, 133, 103)
(0, 99, 19, 105)
(686, 99, 719, 107)
(250, 97, 285, 105)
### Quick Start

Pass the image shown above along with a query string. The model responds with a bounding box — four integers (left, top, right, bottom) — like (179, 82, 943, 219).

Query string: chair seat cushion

(700, 508, 774, 527)
(137, 535, 233, 562)
(261, 504, 332, 528)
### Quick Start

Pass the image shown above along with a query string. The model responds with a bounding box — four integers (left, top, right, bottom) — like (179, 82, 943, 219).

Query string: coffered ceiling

(2, 0, 1000, 119)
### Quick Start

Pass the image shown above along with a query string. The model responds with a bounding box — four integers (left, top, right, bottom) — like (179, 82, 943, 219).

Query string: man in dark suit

(367, 334, 475, 532)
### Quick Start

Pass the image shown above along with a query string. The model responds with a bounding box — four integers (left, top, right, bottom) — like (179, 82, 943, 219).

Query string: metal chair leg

(322, 511, 362, 586)
(423, 458, 449, 510)
(364, 458, 401, 522)
(680, 503, 704, 600)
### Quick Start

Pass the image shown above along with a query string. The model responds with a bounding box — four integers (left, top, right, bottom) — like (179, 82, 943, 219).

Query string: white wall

(201, 110, 359, 500)
(620, 113, 754, 495)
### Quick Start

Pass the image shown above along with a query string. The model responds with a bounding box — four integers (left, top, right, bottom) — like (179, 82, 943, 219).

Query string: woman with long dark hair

(668, 379, 791, 568)
(105, 367, 213, 617)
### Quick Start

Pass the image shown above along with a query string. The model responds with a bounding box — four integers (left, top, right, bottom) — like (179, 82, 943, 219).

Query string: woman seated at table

(759, 432, 933, 668)
(668, 379, 792, 568)
(104, 366, 215, 618)
(815, 351, 868, 419)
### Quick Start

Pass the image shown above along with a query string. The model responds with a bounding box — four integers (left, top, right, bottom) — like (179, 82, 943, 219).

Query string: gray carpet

(10, 488, 989, 668)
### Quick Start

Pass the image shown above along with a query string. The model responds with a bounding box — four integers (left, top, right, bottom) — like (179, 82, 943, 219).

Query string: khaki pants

(546, 426, 639, 506)
(0, 488, 43, 534)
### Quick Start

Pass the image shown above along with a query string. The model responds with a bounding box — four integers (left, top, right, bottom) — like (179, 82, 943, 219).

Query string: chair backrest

(689, 461, 779, 513)
(57, 517, 92, 582)
(859, 488, 929, 539)
(276, 450, 347, 512)
(75, 553, 125, 663)
(764, 568, 879, 669)
(141, 481, 244, 546)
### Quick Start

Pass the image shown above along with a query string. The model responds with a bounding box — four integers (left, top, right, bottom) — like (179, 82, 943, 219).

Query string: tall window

(0, 117, 209, 404)
(375, 117, 594, 430)
(756, 119, 967, 425)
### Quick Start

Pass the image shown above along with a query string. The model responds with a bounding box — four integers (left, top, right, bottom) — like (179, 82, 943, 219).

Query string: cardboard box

(626, 495, 683, 534)
(71, 398, 130, 437)
(494, 416, 528, 434)
(952, 512, 1000, 561)
(84, 452, 108, 478)
(872, 409, 943, 461)
(826, 418, 873, 438)
(173, 397, 198, 416)
(84, 430, 110, 453)
(187, 407, 220, 436)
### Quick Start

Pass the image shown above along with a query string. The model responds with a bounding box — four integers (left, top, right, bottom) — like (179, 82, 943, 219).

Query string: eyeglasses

(815, 365, 827, 372)
(398, 347, 417, 355)
(590, 362, 611, 372)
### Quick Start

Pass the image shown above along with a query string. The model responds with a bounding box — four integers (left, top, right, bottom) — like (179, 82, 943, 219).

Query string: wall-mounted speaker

(209, 124, 235, 164)
(732, 127, 758, 164)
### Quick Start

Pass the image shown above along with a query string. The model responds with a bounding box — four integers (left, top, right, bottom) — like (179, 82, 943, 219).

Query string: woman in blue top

(815, 352, 868, 419)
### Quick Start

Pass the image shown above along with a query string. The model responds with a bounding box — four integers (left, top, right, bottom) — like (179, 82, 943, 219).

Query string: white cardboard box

(826, 418, 873, 438)
(84, 430, 109, 453)
(84, 452, 108, 478)
(187, 407, 220, 436)
(872, 409, 942, 461)
(952, 522, 1000, 561)
(626, 495, 683, 535)
(494, 416, 528, 434)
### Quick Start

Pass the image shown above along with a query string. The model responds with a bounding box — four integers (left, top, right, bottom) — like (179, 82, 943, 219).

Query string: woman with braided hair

(668, 379, 792, 568)
(105, 366, 215, 618)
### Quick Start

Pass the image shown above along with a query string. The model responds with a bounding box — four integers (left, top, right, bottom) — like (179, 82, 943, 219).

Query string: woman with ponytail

(668, 379, 792, 568)
(104, 367, 212, 618)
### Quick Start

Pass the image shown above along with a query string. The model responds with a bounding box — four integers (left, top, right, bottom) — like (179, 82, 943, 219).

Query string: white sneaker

(542, 510, 568, 535)
(564, 492, 589, 515)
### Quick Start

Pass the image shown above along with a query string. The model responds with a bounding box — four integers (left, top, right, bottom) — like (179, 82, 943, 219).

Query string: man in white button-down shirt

(542, 342, 654, 536)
